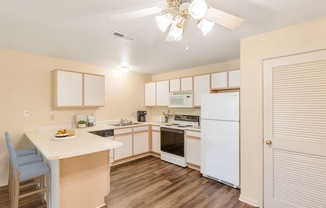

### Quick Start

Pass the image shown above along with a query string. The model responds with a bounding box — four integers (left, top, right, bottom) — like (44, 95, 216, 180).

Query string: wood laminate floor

(0, 156, 254, 208)
(105, 156, 254, 208)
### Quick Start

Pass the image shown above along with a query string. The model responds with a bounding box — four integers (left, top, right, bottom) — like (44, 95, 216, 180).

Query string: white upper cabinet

(170, 79, 180, 92)
(53, 70, 105, 107)
(228, 70, 240, 87)
(145, 82, 156, 106)
(211, 72, 228, 89)
(181, 77, 193, 91)
(53, 70, 83, 107)
(156, 80, 169, 106)
(211, 70, 240, 89)
(194, 74, 210, 106)
(84, 74, 105, 106)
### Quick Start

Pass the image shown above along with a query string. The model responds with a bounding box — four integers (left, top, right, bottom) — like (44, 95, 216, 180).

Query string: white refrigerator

(200, 92, 239, 188)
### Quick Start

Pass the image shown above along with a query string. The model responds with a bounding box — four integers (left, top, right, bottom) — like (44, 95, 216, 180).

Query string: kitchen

(1, 1, 326, 208)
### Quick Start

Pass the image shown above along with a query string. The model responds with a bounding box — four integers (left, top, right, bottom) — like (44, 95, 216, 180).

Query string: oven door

(160, 127, 185, 157)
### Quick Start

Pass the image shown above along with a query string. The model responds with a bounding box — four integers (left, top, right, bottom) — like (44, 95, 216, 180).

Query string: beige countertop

(26, 128, 122, 161)
(26, 121, 200, 160)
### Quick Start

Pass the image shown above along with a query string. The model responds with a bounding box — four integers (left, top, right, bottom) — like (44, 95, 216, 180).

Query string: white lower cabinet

(134, 132, 149, 155)
(152, 131, 161, 154)
(114, 134, 133, 160)
(186, 130, 201, 167)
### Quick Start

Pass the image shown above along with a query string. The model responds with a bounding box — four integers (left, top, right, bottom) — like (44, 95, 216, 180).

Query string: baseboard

(112, 153, 152, 166)
(239, 195, 259, 207)
(149, 152, 161, 158)
(187, 163, 200, 171)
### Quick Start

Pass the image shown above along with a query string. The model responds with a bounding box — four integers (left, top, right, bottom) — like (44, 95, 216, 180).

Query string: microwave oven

(168, 93, 193, 108)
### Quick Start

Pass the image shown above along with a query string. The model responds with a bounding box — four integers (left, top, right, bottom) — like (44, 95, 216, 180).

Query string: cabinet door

(186, 137, 201, 166)
(114, 134, 133, 160)
(152, 131, 161, 154)
(54, 70, 83, 107)
(228, 70, 240, 88)
(84, 74, 105, 106)
(145, 82, 156, 106)
(181, 77, 193, 91)
(156, 80, 169, 106)
(134, 132, 149, 155)
(194, 74, 210, 106)
(170, 79, 180, 92)
(211, 72, 227, 89)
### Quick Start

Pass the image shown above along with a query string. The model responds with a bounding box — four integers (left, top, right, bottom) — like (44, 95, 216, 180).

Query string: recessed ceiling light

(120, 66, 130, 73)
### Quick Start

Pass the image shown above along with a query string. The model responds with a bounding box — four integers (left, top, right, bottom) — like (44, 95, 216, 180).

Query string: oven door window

(161, 128, 184, 157)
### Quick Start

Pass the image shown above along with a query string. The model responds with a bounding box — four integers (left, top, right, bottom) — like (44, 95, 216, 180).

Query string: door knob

(266, 140, 272, 145)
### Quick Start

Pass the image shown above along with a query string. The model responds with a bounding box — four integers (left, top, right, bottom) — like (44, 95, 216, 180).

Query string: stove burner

(172, 123, 179, 126)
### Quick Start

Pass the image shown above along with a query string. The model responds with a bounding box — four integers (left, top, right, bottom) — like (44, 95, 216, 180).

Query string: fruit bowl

(55, 129, 69, 137)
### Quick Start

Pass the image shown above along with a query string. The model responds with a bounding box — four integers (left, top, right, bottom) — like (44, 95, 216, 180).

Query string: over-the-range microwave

(168, 92, 193, 108)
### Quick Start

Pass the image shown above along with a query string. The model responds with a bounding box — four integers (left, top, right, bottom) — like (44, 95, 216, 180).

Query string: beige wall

(240, 16, 326, 206)
(0, 49, 151, 186)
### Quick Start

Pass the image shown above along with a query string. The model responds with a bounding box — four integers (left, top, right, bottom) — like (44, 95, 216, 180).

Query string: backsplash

(150, 106, 200, 123)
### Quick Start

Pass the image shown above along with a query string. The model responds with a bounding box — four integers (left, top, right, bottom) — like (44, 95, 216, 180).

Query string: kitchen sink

(110, 122, 140, 126)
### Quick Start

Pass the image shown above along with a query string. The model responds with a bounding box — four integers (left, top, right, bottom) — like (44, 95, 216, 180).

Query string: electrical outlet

(24, 110, 30, 117)
(131, 112, 135, 117)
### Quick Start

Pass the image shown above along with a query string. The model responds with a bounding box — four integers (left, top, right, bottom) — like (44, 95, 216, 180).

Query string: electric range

(160, 114, 200, 167)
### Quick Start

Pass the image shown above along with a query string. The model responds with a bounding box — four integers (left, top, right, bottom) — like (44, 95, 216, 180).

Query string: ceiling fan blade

(111, 6, 163, 21)
(204, 7, 244, 30)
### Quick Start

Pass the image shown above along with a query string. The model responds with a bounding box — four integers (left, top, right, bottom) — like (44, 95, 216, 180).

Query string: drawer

(133, 126, 149, 132)
(114, 128, 132, 135)
(152, 125, 160, 131)
(186, 130, 201, 138)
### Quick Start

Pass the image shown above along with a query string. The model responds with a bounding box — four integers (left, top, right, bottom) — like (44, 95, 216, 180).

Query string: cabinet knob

(266, 140, 272, 145)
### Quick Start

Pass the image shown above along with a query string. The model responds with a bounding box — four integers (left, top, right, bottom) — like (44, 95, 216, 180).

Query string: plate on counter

(55, 133, 69, 138)
(53, 135, 76, 140)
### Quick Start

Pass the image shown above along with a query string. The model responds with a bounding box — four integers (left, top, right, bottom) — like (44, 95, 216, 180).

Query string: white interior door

(263, 50, 326, 208)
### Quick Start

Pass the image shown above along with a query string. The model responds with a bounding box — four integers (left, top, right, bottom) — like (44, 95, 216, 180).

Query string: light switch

(24, 110, 30, 117)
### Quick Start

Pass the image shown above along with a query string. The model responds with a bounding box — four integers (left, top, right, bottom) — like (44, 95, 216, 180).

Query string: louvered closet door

(263, 50, 326, 208)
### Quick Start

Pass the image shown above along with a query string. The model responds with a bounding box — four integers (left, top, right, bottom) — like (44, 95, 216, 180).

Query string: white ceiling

(0, 0, 325, 74)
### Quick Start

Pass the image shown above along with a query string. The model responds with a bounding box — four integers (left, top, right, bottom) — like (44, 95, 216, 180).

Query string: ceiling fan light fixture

(167, 24, 183, 41)
(166, 17, 184, 41)
(188, 0, 208, 20)
(156, 13, 173, 32)
(197, 18, 214, 36)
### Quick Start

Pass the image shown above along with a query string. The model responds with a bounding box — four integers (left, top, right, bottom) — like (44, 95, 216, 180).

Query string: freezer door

(201, 92, 239, 121)
(201, 119, 239, 187)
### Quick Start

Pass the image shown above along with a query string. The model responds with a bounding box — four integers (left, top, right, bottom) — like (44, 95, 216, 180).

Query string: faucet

(120, 118, 127, 124)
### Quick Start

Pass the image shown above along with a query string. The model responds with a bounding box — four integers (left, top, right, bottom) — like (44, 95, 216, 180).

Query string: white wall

(240, 16, 326, 206)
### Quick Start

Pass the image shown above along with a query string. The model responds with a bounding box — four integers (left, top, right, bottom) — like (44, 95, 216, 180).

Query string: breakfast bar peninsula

(25, 128, 122, 208)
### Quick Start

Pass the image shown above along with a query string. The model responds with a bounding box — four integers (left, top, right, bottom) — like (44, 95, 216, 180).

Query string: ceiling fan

(111, 0, 244, 41)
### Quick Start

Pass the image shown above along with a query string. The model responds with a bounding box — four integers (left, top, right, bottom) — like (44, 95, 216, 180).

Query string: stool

(5, 132, 50, 208)
(16, 148, 36, 157)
